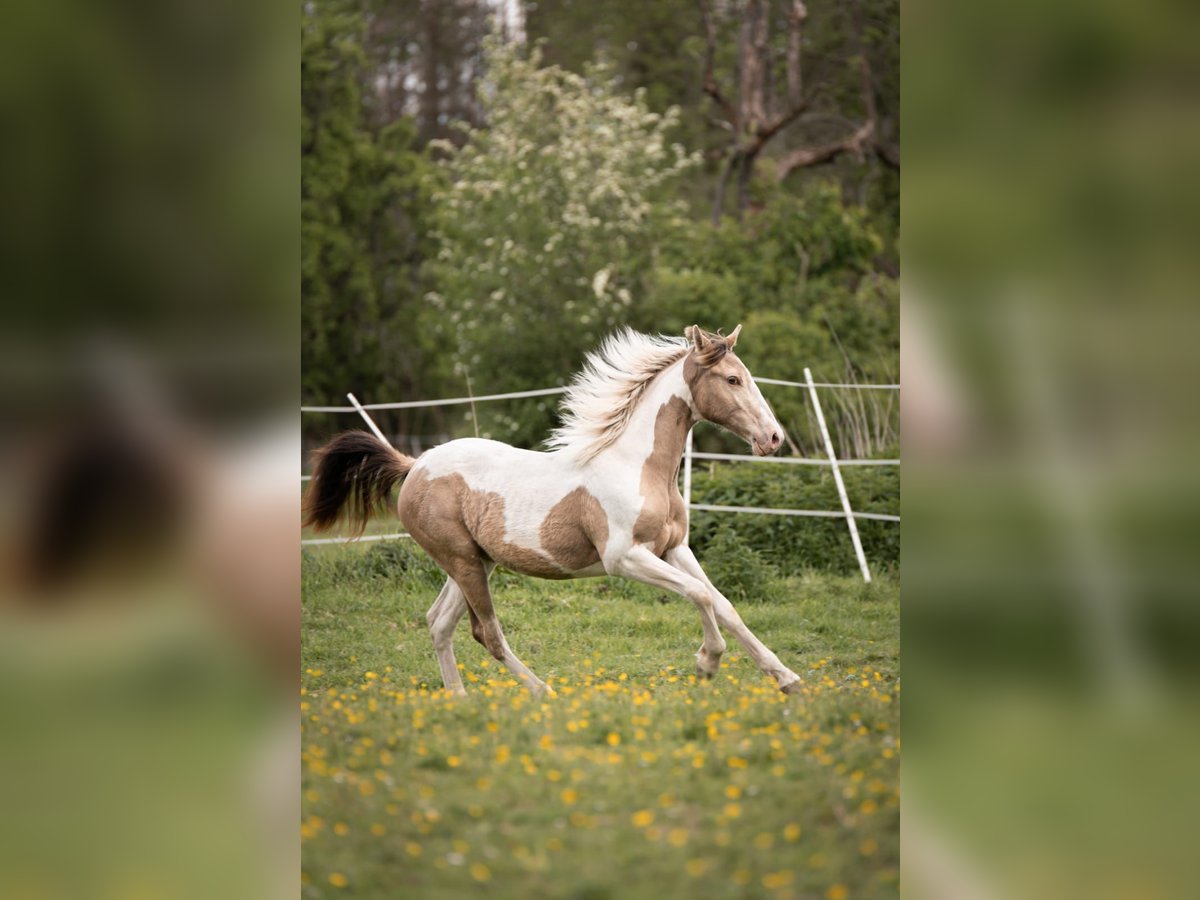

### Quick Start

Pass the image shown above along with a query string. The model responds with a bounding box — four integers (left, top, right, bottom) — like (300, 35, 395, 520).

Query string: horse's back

(399, 439, 601, 579)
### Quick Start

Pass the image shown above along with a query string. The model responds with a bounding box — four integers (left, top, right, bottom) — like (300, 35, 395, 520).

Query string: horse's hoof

(780, 679, 803, 696)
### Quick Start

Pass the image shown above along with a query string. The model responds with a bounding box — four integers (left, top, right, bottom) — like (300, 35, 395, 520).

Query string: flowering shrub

(424, 38, 698, 445)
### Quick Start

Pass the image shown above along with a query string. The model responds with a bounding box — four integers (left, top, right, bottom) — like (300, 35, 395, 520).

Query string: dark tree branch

(775, 118, 875, 179)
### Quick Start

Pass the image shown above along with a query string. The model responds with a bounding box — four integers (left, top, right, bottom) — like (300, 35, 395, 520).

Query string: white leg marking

(426, 579, 468, 695)
(665, 545, 802, 693)
(614, 546, 726, 678)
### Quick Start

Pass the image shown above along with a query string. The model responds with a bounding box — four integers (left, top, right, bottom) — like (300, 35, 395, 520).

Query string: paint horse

(303, 326, 803, 696)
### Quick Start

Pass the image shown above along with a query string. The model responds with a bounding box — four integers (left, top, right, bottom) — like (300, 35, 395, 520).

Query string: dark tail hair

(301, 431, 416, 535)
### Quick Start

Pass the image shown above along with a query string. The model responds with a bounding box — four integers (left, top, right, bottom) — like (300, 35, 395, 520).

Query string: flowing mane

(547, 328, 690, 461)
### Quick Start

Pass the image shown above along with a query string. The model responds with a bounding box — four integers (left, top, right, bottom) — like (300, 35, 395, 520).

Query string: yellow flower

(667, 828, 688, 847)
(631, 809, 655, 828)
(827, 886, 848, 900)
(726, 755, 748, 769)
(860, 799, 878, 815)
(370, 823, 386, 836)
(859, 838, 878, 856)
(762, 870, 794, 890)
(328, 873, 348, 888)
(754, 832, 775, 850)
(405, 842, 422, 857)
(606, 732, 621, 746)
(447, 755, 462, 768)
(495, 745, 511, 764)
(784, 823, 802, 842)
(724, 784, 742, 799)
(470, 863, 492, 882)
(722, 803, 742, 819)
(561, 788, 579, 805)
(685, 859, 709, 877)
(333, 822, 349, 836)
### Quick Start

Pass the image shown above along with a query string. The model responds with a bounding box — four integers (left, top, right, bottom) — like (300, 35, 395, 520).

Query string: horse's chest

(632, 483, 688, 557)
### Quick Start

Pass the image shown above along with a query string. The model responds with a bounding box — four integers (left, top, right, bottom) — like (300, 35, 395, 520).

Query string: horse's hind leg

(448, 557, 552, 697)
(426, 577, 469, 695)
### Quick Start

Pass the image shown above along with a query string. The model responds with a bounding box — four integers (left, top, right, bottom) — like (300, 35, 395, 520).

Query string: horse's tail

(302, 431, 416, 535)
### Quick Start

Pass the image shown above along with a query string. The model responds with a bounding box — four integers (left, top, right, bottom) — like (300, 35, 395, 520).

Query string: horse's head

(683, 325, 783, 456)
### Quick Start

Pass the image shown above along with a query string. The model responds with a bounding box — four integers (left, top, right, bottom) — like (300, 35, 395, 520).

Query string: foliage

(635, 186, 898, 455)
(424, 37, 699, 446)
(302, 541, 445, 593)
(689, 461, 899, 576)
(302, 551, 899, 898)
(698, 524, 779, 604)
(301, 1, 433, 436)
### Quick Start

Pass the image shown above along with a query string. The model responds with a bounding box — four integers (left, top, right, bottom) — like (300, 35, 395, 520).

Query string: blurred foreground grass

(301, 544, 899, 899)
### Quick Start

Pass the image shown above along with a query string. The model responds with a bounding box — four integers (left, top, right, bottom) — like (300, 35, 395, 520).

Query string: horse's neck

(605, 359, 695, 470)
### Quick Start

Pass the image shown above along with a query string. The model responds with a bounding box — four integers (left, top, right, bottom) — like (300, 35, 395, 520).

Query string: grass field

(301, 541, 899, 899)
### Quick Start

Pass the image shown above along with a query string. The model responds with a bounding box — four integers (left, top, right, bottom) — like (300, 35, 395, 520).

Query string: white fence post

(346, 392, 389, 444)
(683, 428, 694, 508)
(804, 368, 872, 583)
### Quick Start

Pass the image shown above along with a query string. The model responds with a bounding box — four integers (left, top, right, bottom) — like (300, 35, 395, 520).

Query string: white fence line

(301, 374, 899, 580)
(301, 533, 411, 546)
(755, 377, 899, 390)
(300, 377, 897, 413)
(689, 451, 899, 467)
(689, 504, 900, 522)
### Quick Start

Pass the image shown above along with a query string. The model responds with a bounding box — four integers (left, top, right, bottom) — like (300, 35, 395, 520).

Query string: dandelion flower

(685, 859, 709, 877)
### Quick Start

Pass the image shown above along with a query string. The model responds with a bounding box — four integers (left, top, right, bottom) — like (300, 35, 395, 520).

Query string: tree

(301, 1, 433, 442)
(699, 0, 898, 226)
(423, 37, 698, 446)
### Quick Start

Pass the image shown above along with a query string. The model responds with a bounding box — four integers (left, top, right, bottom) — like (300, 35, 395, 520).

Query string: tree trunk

(712, 152, 740, 225)
(735, 149, 759, 216)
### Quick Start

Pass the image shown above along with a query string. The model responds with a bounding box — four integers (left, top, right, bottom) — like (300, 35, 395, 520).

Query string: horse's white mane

(547, 328, 689, 461)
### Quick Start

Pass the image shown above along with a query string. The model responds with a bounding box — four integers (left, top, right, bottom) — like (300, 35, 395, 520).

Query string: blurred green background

(904, 0, 1200, 897)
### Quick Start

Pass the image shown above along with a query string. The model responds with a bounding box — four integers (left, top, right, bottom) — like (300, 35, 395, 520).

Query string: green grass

(301, 542, 899, 899)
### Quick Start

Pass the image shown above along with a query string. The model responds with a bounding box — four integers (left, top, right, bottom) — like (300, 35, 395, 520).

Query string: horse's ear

(727, 324, 742, 348)
(686, 325, 712, 352)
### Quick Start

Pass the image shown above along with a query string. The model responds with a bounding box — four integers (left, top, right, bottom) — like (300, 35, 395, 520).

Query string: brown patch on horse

(632, 395, 693, 557)
(540, 487, 609, 571)
(399, 469, 573, 580)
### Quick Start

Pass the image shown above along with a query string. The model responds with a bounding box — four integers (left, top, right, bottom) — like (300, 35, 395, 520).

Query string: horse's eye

(726, 375, 740, 386)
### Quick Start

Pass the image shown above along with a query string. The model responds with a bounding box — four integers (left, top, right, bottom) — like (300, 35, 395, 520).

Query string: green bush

(698, 524, 778, 604)
(689, 462, 899, 576)
(302, 540, 445, 592)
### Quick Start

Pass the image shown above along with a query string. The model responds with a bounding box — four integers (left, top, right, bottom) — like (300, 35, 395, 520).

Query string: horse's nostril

(771, 432, 780, 446)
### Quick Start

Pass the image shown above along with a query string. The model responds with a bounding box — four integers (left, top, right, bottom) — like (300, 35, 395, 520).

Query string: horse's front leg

(613, 546, 727, 679)
(664, 545, 802, 694)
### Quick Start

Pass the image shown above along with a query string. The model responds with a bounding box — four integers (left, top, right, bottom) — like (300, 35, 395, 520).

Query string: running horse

(303, 325, 802, 696)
